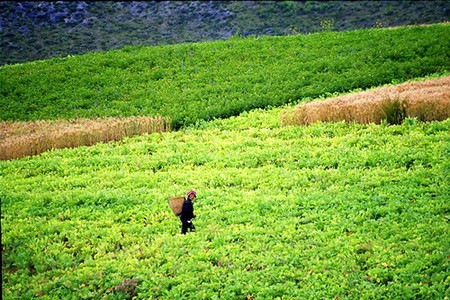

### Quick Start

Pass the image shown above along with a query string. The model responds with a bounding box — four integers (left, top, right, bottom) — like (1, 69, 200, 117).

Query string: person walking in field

(180, 190, 197, 234)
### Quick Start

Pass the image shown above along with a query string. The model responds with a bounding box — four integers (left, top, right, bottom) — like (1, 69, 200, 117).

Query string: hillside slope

(1, 23, 449, 128)
(1, 0, 449, 65)
(1, 75, 449, 160)
(1, 105, 449, 298)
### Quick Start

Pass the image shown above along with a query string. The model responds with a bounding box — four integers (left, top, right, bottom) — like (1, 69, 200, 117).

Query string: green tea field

(1, 23, 450, 299)
(2, 107, 449, 298)
(1, 24, 449, 127)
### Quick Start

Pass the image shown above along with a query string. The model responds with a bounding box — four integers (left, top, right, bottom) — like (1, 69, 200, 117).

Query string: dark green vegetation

(1, 1, 449, 65)
(1, 21, 450, 299)
(1, 24, 450, 128)
(2, 109, 449, 299)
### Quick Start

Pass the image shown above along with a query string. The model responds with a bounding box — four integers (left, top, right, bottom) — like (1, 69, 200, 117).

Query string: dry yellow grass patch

(282, 76, 450, 126)
(0, 116, 171, 160)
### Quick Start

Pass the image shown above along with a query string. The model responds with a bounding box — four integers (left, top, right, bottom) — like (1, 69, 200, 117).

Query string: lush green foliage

(2, 107, 449, 299)
(2, 1, 449, 65)
(1, 24, 449, 128)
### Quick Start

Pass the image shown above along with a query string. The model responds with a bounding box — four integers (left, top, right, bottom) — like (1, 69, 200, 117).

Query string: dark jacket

(180, 198, 194, 221)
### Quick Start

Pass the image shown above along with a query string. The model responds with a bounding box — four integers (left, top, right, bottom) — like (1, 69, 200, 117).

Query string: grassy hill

(1, 107, 449, 298)
(1, 22, 450, 299)
(1, 1, 449, 66)
(1, 23, 449, 128)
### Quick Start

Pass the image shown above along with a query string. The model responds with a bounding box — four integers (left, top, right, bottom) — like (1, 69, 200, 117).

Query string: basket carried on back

(168, 196, 185, 216)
